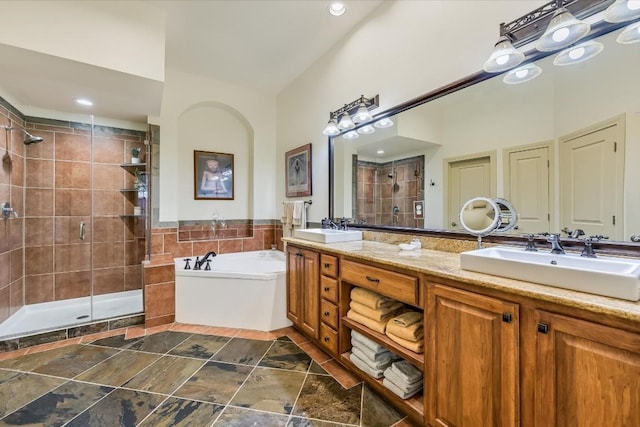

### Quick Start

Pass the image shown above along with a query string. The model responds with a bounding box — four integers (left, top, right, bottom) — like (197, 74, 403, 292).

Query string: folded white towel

(350, 352, 384, 379)
(351, 330, 388, 354)
(383, 377, 422, 400)
(351, 346, 392, 371)
(391, 360, 423, 384)
(384, 366, 422, 388)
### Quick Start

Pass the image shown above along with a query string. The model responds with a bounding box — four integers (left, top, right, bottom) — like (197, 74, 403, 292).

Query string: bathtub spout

(195, 251, 217, 270)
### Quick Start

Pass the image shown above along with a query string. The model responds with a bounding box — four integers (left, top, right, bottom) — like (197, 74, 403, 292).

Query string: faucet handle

(522, 234, 539, 252)
(589, 235, 609, 242)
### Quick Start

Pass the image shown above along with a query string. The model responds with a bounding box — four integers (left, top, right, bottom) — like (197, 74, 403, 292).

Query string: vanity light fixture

(483, 0, 612, 74)
(328, 2, 346, 17)
(342, 130, 359, 140)
(617, 21, 640, 43)
(605, 0, 640, 23)
(322, 94, 379, 136)
(357, 124, 375, 135)
(483, 36, 525, 73)
(322, 115, 340, 136)
(337, 110, 355, 131)
(535, 5, 591, 52)
(502, 63, 543, 84)
(373, 117, 393, 128)
(553, 40, 604, 66)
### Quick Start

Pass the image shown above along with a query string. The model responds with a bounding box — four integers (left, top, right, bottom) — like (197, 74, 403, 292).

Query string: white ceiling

(0, 0, 383, 123)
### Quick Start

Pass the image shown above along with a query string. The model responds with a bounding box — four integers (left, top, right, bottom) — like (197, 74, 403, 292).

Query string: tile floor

(0, 324, 416, 426)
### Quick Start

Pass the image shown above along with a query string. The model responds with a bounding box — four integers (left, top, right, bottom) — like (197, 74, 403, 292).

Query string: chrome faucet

(545, 233, 565, 254)
(581, 235, 609, 258)
(561, 227, 585, 239)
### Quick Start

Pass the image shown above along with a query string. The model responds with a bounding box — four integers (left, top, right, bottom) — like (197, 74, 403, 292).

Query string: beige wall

(276, 1, 541, 223)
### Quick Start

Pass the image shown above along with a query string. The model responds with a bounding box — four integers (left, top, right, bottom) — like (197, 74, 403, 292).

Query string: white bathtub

(174, 250, 292, 332)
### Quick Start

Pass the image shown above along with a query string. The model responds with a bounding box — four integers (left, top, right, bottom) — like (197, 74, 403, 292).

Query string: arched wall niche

(177, 101, 254, 221)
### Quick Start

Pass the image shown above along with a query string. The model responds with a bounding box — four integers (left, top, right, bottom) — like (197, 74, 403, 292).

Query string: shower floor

(0, 290, 143, 339)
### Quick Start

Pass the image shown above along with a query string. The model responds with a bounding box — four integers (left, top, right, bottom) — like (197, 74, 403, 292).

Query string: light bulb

(552, 27, 570, 42)
(568, 47, 585, 60)
(515, 69, 529, 78)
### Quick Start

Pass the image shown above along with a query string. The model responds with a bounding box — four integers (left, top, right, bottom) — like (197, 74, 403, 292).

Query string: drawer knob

(323, 336, 330, 342)
(324, 263, 331, 268)
(324, 311, 330, 317)
(365, 276, 380, 283)
(324, 287, 330, 292)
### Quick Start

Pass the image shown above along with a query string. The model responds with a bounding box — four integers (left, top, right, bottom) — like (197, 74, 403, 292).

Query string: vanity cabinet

(286, 245, 320, 339)
(284, 240, 640, 427)
(426, 283, 519, 427)
(534, 310, 640, 427)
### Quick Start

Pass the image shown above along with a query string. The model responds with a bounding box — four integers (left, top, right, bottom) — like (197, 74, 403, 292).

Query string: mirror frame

(328, 18, 640, 256)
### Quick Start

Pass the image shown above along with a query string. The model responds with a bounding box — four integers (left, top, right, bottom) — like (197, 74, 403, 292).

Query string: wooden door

(505, 145, 550, 234)
(447, 156, 493, 230)
(427, 284, 519, 427)
(300, 248, 319, 339)
(559, 122, 622, 240)
(535, 311, 640, 427)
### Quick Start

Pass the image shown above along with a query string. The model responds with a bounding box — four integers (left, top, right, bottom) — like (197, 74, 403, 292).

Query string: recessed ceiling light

(76, 98, 93, 106)
(328, 2, 346, 16)
(377, 150, 385, 154)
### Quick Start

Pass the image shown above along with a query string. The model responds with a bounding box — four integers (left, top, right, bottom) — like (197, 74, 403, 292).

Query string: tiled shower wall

(22, 120, 146, 304)
(356, 156, 424, 228)
(0, 96, 147, 326)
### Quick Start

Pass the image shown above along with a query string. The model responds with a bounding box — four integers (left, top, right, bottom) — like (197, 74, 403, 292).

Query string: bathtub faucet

(194, 251, 217, 270)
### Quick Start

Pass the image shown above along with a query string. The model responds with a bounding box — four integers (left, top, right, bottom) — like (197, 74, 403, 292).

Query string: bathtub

(174, 250, 292, 332)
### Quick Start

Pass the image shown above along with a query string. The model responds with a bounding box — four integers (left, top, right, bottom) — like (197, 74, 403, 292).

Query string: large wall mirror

(331, 20, 640, 246)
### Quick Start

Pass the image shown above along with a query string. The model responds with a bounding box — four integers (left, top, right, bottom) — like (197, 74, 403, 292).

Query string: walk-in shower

(0, 117, 147, 342)
(354, 155, 425, 227)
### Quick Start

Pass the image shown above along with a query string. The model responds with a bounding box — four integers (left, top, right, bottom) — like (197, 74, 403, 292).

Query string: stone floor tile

(229, 367, 306, 415)
(173, 361, 253, 405)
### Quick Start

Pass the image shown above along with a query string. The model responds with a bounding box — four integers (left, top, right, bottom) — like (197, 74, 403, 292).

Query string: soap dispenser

(410, 237, 422, 249)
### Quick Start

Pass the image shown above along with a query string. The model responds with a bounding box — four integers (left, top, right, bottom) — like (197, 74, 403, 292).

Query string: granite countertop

(283, 237, 640, 323)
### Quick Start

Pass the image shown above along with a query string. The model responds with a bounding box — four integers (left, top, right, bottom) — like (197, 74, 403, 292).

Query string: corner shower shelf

(120, 162, 147, 172)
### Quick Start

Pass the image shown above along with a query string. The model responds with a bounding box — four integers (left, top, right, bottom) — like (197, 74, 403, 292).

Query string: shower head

(387, 173, 393, 178)
(23, 130, 43, 145)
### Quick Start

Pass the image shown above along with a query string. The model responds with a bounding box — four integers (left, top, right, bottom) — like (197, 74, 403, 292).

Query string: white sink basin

(294, 228, 363, 243)
(460, 246, 640, 301)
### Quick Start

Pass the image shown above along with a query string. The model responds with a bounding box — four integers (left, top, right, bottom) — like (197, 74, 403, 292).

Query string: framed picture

(285, 143, 312, 197)
(194, 150, 234, 200)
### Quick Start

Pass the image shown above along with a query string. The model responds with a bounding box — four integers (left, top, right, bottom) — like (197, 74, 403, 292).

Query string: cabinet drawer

(320, 254, 339, 278)
(342, 260, 420, 306)
(320, 299, 339, 330)
(320, 275, 339, 304)
(319, 323, 339, 355)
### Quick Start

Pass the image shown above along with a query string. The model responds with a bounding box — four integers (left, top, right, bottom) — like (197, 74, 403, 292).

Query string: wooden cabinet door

(300, 249, 319, 339)
(286, 246, 302, 326)
(535, 310, 640, 427)
(286, 246, 319, 339)
(427, 284, 519, 427)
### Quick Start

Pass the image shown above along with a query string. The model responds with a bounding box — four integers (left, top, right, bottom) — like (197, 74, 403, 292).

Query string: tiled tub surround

(145, 221, 283, 328)
(0, 324, 415, 427)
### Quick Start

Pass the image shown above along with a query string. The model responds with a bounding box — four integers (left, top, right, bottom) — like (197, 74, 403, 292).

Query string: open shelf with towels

(340, 351, 424, 423)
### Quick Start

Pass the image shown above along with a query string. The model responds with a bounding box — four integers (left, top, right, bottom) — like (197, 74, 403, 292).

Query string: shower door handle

(80, 222, 86, 241)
